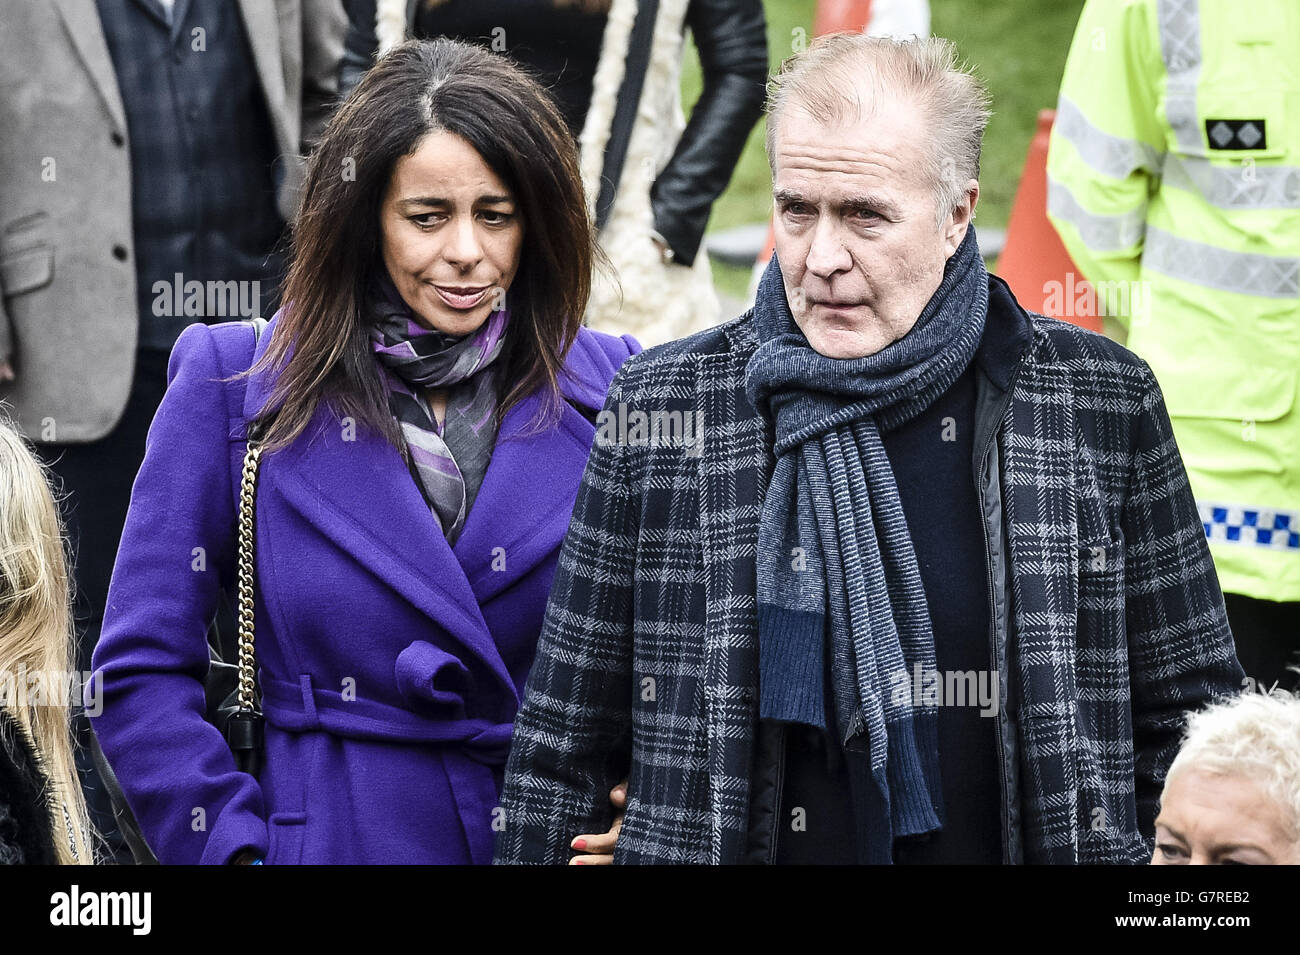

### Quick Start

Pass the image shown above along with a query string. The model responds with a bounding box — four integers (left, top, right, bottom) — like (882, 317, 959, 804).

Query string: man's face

(771, 94, 977, 359)
(1152, 768, 1300, 865)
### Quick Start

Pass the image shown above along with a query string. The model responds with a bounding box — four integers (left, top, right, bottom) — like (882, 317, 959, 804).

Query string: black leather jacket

(338, 0, 768, 267)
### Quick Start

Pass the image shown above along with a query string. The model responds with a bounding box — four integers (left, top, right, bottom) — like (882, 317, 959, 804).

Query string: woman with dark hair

(88, 39, 640, 865)
(339, 0, 768, 346)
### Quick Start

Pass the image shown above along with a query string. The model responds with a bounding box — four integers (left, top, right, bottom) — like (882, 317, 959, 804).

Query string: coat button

(111, 131, 125, 147)
(112, 245, 128, 262)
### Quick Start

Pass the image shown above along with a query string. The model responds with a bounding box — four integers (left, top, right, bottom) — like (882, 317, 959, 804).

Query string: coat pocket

(0, 243, 54, 298)
(265, 811, 307, 865)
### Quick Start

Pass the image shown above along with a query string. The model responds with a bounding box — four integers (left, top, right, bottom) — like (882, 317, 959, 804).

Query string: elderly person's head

(765, 35, 991, 359)
(1153, 691, 1300, 864)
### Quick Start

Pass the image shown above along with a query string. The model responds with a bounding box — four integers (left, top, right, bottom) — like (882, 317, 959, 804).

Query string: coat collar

(243, 316, 611, 701)
(52, 0, 127, 133)
(978, 274, 1035, 393)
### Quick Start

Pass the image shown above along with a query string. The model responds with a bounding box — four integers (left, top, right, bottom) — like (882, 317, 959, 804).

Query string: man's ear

(944, 179, 980, 256)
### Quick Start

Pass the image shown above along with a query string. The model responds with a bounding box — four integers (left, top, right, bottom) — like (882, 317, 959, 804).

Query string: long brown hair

(253, 38, 594, 453)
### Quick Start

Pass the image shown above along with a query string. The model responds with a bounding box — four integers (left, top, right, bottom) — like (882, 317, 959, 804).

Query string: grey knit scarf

(744, 228, 988, 862)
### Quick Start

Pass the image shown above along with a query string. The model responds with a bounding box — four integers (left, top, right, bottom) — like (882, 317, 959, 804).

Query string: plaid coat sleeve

(1121, 362, 1244, 837)
(493, 364, 642, 864)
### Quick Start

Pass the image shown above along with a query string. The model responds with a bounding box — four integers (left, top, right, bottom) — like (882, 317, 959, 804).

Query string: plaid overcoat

(495, 278, 1243, 865)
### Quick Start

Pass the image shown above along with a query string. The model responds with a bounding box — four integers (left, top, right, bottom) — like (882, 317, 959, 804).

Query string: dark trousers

(1224, 592, 1300, 694)
(38, 348, 171, 864)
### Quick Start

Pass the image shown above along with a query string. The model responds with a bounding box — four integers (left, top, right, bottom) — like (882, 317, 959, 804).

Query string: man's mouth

(433, 285, 491, 310)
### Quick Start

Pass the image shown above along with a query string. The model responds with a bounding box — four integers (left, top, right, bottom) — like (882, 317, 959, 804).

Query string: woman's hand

(569, 780, 627, 865)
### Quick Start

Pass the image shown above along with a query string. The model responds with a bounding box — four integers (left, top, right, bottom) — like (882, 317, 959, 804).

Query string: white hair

(1163, 689, 1300, 841)
(764, 33, 992, 227)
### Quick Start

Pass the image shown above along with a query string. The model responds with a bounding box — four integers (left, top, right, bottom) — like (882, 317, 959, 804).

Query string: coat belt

(260, 674, 513, 766)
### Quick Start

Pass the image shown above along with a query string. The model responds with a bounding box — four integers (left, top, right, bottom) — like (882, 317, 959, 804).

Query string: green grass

(679, 0, 1086, 301)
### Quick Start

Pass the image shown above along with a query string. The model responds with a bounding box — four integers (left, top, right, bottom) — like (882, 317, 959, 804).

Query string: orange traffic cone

(814, 0, 875, 35)
(995, 110, 1098, 331)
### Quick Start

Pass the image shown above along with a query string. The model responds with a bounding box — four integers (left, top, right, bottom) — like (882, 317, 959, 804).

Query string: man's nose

(804, 215, 851, 277)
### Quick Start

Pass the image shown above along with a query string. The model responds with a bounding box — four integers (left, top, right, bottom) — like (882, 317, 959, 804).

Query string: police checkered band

(1199, 502, 1300, 550)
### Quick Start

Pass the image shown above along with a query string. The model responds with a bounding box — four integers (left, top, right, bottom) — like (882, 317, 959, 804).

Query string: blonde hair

(765, 33, 992, 226)
(1163, 690, 1300, 842)
(0, 419, 94, 864)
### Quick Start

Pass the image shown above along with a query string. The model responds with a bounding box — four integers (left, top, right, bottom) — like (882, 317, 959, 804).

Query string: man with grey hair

(496, 34, 1243, 865)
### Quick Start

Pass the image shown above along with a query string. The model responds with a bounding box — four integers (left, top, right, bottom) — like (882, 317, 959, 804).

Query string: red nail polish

(572, 838, 587, 850)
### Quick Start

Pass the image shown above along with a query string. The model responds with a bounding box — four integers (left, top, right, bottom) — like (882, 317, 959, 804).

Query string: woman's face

(379, 130, 524, 336)
(1152, 768, 1300, 864)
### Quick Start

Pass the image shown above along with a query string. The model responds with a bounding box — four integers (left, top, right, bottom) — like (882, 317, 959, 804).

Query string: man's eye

(782, 203, 811, 217)
(1158, 843, 1188, 861)
(851, 208, 881, 222)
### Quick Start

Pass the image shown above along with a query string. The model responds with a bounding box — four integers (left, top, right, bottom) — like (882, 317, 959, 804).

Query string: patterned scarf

(368, 276, 509, 545)
(744, 228, 988, 863)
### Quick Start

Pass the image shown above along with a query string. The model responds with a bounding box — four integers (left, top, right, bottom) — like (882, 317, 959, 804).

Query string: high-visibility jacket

(1047, 0, 1300, 603)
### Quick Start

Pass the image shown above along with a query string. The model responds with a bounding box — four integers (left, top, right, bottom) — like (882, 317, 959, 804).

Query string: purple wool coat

(89, 313, 639, 864)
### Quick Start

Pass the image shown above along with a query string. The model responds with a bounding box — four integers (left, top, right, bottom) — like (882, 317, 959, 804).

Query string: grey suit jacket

(0, 0, 346, 443)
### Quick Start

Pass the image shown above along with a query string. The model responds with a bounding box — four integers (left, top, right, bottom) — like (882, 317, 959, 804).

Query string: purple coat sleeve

(89, 322, 268, 865)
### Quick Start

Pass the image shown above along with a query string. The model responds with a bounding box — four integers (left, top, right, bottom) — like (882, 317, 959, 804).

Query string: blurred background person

(340, 0, 768, 346)
(0, 0, 346, 863)
(1046, 0, 1300, 692)
(1152, 689, 1300, 864)
(0, 420, 94, 865)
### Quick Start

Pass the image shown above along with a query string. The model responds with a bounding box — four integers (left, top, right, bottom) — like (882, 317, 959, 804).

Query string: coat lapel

(1000, 333, 1082, 864)
(235, 0, 293, 158)
(52, 0, 127, 133)
(452, 392, 598, 604)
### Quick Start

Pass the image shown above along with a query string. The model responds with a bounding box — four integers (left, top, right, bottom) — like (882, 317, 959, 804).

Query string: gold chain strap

(235, 430, 264, 713)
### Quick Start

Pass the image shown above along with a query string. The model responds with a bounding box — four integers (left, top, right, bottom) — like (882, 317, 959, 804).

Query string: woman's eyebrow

(1210, 841, 1268, 855)
(398, 195, 515, 207)
(1154, 821, 1187, 842)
